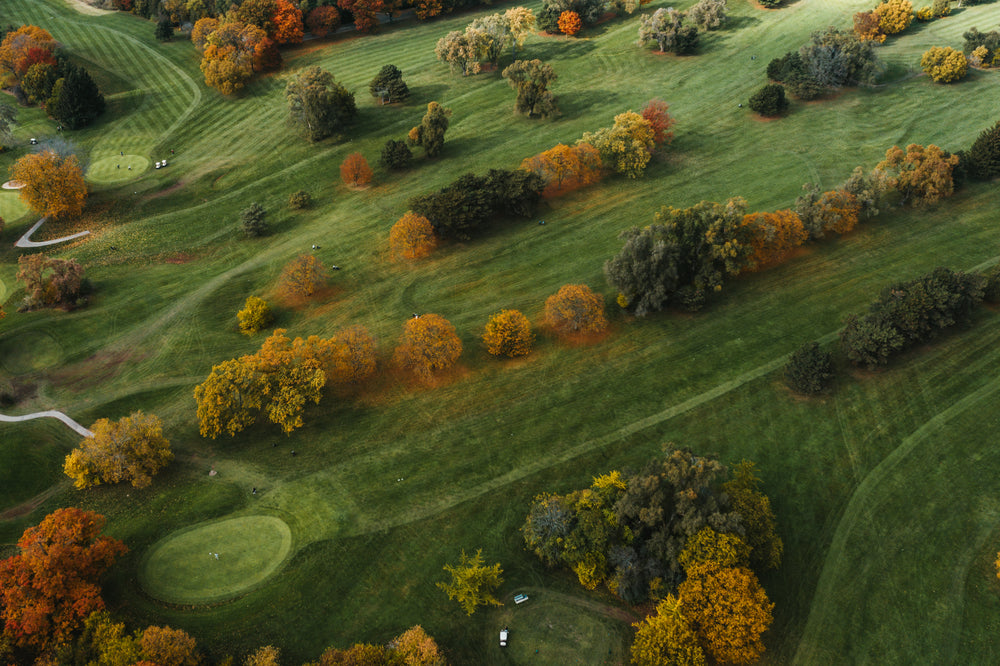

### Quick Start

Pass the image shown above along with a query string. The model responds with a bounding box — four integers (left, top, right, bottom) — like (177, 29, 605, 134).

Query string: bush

(544, 284, 607, 335)
(240, 203, 268, 237)
(921, 46, 968, 83)
(874, 0, 913, 35)
(747, 84, 788, 116)
(483, 310, 534, 357)
(288, 190, 312, 210)
(380, 139, 413, 170)
(237, 296, 273, 335)
(558, 11, 582, 35)
(784, 342, 833, 394)
(981, 265, 1000, 303)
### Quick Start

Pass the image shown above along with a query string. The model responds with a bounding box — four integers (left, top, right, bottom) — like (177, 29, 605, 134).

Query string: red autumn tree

(641, 98, 676, 146)
(390, 212, 438, 260)
(338, 0, 384, 32)
(11, 150, 88, 219)
(272, 0, 305, 44)
(0, 26, 57, 80)
(544, 284, 608, 336)
(483, 309, 534, 358)
(741, 209, 808, 270)
(0, 508, 127, 650)
(392, 313, 463, 379)
(520, 143, 602, 197)
(279, 254, 328, 298)
(306, 6, 341, 37)
(340, 152, 373, 187)
(558, 11, 582, 35)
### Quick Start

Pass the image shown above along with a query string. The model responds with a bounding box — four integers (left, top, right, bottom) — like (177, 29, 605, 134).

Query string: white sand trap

(2, 181, 25, 190)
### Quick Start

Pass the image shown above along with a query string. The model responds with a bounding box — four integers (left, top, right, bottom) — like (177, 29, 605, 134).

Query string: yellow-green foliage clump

(921, 46, 968, 83)
(482, 309, 534, 357)
(238, 295, 273, 335)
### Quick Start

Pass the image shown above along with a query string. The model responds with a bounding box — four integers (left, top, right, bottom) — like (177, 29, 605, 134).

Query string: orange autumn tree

(641, 98, 676, 146)
(483, 309, 534, 358)
(272, 0, 305, 44)
(876, 143, 959, 206)
(816, 189, 861, 235)
(323, 325, 377, 385)
(853, 11, 885, 42)
(741, 209, 807, 270)
(64, 411, 173, 490)
(544, 284, 608, 336)
(0, 26, 57, 81)
(391, 625, 446, 665)
(558, 11, 582, 35)
(306, 6, 341, 37)
(520, 143, 602, 197)
(0, 508, 127, 651)
(390, 212, 438, 260)
(138, 625, 201, 666)
(392, 313, 463, 379)
(340, 152, 373, 187)
(677, 561, 774, 665)
(279, 253, 328, 298)
(11, 150, 88, 219)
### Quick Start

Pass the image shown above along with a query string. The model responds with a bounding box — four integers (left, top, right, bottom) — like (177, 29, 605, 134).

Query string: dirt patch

(0, 487, 60, 521)
(144, 181, 187, 201)
(0, 379, 37, 407)
(50, 350, 133, 392)
(162, 252, 196, 264)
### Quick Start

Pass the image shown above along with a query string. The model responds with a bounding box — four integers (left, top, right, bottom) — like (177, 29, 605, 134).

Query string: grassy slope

(1, 0, 1000, 663)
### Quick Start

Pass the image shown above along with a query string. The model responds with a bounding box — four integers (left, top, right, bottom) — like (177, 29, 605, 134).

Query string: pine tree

(969, 120, 1000, 181)
(50, 64, 105, 129)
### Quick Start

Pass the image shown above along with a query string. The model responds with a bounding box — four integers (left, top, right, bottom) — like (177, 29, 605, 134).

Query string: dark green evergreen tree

(155, 15, 174, 41)
(968, 120, 1000, 181)
(50, 64, 106, 130)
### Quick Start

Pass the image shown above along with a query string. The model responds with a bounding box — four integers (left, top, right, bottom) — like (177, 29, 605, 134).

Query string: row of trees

(0, 25, 105, 128)
(964, 27, 1000, 68)
(435, 7, 536, 75)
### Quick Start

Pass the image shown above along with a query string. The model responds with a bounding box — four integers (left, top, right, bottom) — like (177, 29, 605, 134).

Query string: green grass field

(1, 0, 1000, 662)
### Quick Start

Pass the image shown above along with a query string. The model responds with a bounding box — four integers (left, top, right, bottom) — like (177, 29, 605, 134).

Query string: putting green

(0, 191, 29, 222)
(86, 155, 150, 184)
(141, 515, 293, 605)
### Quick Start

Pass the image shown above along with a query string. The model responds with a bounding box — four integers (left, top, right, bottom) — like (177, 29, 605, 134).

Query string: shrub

(930, 0, 950, 17)
(380, 138, 413, 170)
(240, 203, 268, 237)
(390, 212, 437, 260)
(784, 342, 833, 394)
(747, 83, 788, 116)
(237, 296, 273, 335)
(392, 313, 463, 378)
(288, 190, 312, 210)
(874, 0, 913, 35)
(544, 284, 607, 335)
(340, 152, 373, 187)
(15, 254, 86, 309)
(558, 11, 582, 35)
(921, 46, 968, 83)
(687, 0, 727, 31)
(483, 310, 534, 357)
(981, 265, 1000, 303)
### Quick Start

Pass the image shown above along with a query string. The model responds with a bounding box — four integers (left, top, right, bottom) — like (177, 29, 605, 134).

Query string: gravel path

(15, 217, 91, 248)
(0, 410, 93, 437)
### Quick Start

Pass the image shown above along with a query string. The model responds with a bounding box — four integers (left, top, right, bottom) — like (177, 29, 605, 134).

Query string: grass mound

(0, 192, 30, 222)
(140, 515, 293, 605)
(86, 155, 150, 184)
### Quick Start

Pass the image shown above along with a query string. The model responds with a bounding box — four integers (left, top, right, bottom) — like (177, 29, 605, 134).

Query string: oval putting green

(86, 155, 150, 184)
(141, 515, 293, 605)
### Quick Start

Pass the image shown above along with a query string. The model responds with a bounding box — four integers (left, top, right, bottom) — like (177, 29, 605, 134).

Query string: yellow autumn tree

(391, 625, 447, 665)
(64, 412, 173, 490)
(244, 645, 280, 666)
(876, 143, 959, 206)
(324, 325, 377, 385)
(741, 209, 808, 270)
(194, 329, 330, 437)
(10, 150, 88, 219)
(483, 309, 534, 358)
(816, 190, 862, 235)
(631, 595, 706, 666)
(582, 111, 655, 179)
(678, 561, 774, 665)
(544, 284, 608, 336)
(678, 527, 751, 571)
(139, 625, 201, 666)
(921, 46, 968, 83)
(237, 295, 273, 335)
(390, 212, 437, 260)
(437, 549, 503, 616)
(874, 0, 913, 35)
(393, 313, 462, 379)
(279, 253, 328, 298)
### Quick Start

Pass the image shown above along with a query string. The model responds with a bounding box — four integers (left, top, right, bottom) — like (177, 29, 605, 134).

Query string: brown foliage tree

(199, 22, 266, 95)
(641, 98, 676, 147)
(340, 152, 373, 187)
(853, 11, 885, 42)
(306, 6, 342, 37)
(0, 26, 57, 80)
(324, 325, 378, 385)
(544, 284, 608, 335)
(520, 143, 602, 197)
(816, 189, 861, 235)
(876, 143, 959, 206)
(139, 625, 201, 666)
(16, 253, 86, 308)
(11, 150, 87, 219)
(0, 508, 127, 650)
(392, 313, 462, 378)
(391, 625, 447, 665)
(280, 253, 328, 298)
(390, 212, 438, 260)
(483, 309, 534, 358)
(677, 561, 774, 665)
(558, 11, 583, 35)
(338, 0, 385, 32)
(741, 209, 807, 270)
(64, 411, 173, 490)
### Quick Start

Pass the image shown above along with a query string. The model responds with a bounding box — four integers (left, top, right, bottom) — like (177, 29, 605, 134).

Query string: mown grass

(1, 0, 1000, 662)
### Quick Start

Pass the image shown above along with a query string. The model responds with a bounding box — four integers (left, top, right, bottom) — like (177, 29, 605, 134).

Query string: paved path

(0, 410, 93, 437)
(15, 217, 91, 248)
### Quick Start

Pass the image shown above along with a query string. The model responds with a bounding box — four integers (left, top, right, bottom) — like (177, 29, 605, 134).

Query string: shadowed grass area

(1, 0, 1000, 662)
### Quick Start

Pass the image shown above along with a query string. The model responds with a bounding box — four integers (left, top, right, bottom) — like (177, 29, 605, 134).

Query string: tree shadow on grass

(527, 36, 599, 63)
(557, 89, 616, 118)
(403, 84, 451, 106)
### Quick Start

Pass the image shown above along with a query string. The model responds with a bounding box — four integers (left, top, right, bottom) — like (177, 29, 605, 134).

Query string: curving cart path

(14, 216, 91, 248)
(0, 410, 93, 438)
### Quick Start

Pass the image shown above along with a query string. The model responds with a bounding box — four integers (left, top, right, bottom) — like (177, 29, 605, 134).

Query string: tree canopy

(10, 149, 87, 219)
(64, 411, 173, 490)
(286, 66, 357, 142)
